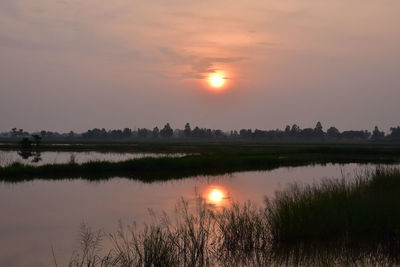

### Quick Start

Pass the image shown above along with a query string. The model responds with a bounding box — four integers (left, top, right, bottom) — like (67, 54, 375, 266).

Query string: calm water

(0, 163, 386, 266)
(0, 150, 186, 167)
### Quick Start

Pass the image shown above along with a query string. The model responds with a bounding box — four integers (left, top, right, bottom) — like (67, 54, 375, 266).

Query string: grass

(266, 168, 400, 243)
(1, 143, 400, 182)
(66, 167, 400, 266)
(266, 167, 400, 252)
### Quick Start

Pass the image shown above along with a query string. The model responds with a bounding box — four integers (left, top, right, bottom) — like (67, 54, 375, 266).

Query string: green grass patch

(1, 144, 400, 182)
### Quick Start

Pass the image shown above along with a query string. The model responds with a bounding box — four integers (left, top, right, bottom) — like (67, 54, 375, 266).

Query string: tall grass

(265, 167, 400, 265)
(66, 167, 400, 266)
(266, 167, 400, 244)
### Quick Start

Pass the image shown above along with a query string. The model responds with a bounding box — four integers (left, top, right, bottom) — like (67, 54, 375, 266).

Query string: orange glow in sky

(209, 74, 224, 87)
(207, 72, 227, 90)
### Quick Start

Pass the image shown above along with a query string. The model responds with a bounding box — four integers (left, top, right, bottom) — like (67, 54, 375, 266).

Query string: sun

(208, 74, 225, 88)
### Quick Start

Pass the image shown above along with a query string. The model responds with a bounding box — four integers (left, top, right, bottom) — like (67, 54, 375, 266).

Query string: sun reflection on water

(204, 186, 230, 207)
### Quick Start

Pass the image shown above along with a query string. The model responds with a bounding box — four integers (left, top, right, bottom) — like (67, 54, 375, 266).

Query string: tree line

(2, 123, 400, 142)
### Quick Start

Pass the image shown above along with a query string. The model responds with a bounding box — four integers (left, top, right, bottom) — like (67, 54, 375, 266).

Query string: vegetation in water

(65, 167, 400, 266)
(1, 144, 400, 182)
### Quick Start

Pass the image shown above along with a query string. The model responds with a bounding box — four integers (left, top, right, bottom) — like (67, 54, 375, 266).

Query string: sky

(1, 0, 399, 133)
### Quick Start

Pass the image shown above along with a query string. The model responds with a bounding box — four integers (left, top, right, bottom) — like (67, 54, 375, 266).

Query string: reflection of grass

(1, 144, 400, 182)
(67, 168, 400, 266)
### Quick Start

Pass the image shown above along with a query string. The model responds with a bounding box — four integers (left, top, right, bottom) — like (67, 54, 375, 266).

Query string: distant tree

(327, 127, 340, 139)
(314, 121, 323, 133)
(152, 127, 159, 138)
(192, 127, 201, 138)
(230, 130, 239, 138)
(341, 130, 370, 140)
(68, 131, 75, 138)
(371, 126, 385, 141)
(299, 128, 315, 140)
(313, 121, 324, 139)
(388, 127, 400, 141)
(214, 129, 225, 139)
(138, 128, 150, 138)
(290, 124, 301, 137)
(184, 123, 191, 137)
(11, 128, 17, 137)
(239, 129, 252, 139)
(254, 129, 266, 139)
(284, 125, 291, 134)
(122, 128, 132, 138)
(160, 123, 173, 138)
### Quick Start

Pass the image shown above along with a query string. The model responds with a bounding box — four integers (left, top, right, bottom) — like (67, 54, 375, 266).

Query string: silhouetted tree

(315, 122, 323, 132)
(122, 128, 132, 138)
(68, 131, 75, 138)
(8, 123, 400, 142)
(240, 129, 252, 139)
(290, 124, 301, 137)
(371, 126, 385, 141)
(299, 128, 315, 140)
(284, 125, 291, 134)
(230, 130, 239, 138)
(327, 127, 340, 139)
(160, 123, 173, 138)
(340, 130, 370, 140)
(152, 127, 159, 138)
(11, 128, 18, 137)
(214, 129, 225, 138)
(138, 128, 150, 138)
(184, 123, 191, 137)
(388, 127, 400, 141)
(314, 122, 324, 139)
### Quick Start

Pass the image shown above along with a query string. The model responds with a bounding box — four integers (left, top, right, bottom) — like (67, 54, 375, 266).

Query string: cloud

(160, 47, 247, 79)
(0, 0, 20, 19)
(159, 47, 195, 65)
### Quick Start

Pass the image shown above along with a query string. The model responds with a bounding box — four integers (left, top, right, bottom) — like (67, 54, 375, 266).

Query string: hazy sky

(1, 0, 399, 132)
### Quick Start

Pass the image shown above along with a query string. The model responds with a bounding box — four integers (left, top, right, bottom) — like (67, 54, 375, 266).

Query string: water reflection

(0, 150, 186, 167)
(0, 163, 398, 266)
(17, 150, 42, 163)
(204, 186, 230, 207)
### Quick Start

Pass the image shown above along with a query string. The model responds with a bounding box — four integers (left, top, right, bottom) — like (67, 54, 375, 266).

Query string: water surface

(0, 150, 185, 167)
(0, 163, 386, 266)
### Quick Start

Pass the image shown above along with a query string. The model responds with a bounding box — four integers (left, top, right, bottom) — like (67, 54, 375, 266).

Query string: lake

(0, 150, 186, 167)
(0, 163, 388, 266)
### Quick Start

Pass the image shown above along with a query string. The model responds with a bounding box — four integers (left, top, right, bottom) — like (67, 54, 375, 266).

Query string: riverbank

(1, 144, 400, 182)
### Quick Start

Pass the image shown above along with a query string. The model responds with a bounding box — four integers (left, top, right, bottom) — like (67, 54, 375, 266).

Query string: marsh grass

(65, 167, 400, 266)
(266, 167, 400, 245)
(265, 166, 400, 265)
(1, 145, 400, 182)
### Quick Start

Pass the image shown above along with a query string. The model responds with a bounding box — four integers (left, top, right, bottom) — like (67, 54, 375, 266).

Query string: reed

(65, 167, 400, 266)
